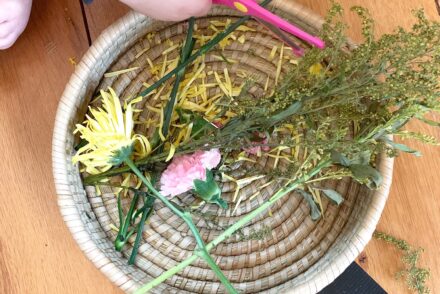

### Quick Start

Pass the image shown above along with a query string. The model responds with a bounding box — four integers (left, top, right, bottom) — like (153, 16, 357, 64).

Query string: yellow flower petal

(165, 143, 176, 162)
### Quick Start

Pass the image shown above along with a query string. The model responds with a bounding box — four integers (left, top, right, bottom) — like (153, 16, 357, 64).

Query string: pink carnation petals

(244, 133, 270, 155)
(197, 149, 222, 169)
(160, 149, 221, 197)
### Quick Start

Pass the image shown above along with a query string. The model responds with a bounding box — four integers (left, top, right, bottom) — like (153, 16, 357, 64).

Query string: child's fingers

(120, 0, 212, 21)
(185, 0, 211, 17)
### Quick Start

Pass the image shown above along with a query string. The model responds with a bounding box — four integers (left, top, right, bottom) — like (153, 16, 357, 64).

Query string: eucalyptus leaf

(296, 189, 321, 220)
(331, 150, 351, 167)
(417, 116, 440, 127)
(320, 189, 344, 205)
(372, 118, 409, 140)
(349, 164, 383, 189)
(383, 138, 422, 157)
(350, 150, 371, 165)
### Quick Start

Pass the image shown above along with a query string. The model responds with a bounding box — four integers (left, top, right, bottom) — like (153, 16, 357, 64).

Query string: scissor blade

(257, 19, 304, 56)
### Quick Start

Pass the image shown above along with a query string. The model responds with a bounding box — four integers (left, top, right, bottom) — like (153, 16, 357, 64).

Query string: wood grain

(0, 0, 439, 293)
(0, 1, 120, 293)
(83, 0, 130, 41)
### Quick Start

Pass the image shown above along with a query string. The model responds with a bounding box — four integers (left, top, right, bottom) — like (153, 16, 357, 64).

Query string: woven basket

(52, 2, 394, 293)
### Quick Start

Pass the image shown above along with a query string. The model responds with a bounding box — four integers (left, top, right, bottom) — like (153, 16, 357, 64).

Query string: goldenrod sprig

(374, 231, 430, 294)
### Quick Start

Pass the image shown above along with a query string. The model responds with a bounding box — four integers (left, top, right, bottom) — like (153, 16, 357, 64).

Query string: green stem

(198, 249, 238, 294)
(162, 17, 196, 139)
(115, 192, 139, 251)
(124, 158, 237, 293)
(184, 211, 238, 294)
(137, 0, 272, 98)
(128, 195, 155, 264)
(134, 159, 331, 294)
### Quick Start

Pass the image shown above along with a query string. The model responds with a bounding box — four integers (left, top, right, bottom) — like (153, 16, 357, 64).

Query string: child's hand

(120, 0, 212, 21)
(0, 0, 32, 49)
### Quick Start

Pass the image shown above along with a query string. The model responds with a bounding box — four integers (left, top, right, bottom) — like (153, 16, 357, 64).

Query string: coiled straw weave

(52, 2, 394, 293)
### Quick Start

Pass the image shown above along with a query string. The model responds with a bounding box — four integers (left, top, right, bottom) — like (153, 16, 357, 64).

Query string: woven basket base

(52, 4, 394, 294)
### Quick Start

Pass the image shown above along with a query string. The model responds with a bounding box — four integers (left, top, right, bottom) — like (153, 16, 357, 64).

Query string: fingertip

(181, 0, 211, 18)
(192, 0, 212, 16)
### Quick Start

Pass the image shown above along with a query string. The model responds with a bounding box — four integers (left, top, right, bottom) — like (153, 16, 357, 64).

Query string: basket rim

(52, 5, 394, 294)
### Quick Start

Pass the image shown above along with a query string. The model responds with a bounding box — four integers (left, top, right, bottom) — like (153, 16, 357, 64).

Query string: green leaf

(349, 164, 383, 189)
(296, 189, 321, 220)
(350, 150, 371, 165)
(162, 18, 196, 138)
(176, 109, 216, 139)
(383, 138, 422, 157)
(193, 170, 226, 209)
(129, 195, 155, 265)
(320, 189, 344, 205)
(418, 116, 440, 127)
(176, 107, 192, 124)
(115, 192, 139, 251)
(331, 150, 351, 167)
(191, 115, 216, 139)
(268, 101, 303, 125)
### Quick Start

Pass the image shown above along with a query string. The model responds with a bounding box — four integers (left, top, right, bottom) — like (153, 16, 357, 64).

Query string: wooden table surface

(0, 0, 439, 293)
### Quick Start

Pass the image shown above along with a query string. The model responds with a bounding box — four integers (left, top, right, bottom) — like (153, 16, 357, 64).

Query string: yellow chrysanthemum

(72, 88, 151, 174)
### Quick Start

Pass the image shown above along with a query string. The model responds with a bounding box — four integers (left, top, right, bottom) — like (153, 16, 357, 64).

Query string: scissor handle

(212, 0, 233, 6)
(212, 0, 325, 49)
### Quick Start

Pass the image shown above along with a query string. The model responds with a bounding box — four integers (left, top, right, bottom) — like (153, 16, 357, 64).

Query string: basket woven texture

(52, 2, 394, 293)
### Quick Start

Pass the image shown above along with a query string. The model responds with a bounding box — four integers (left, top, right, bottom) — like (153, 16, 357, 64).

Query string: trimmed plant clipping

(374, 231, 431, 294)
(72, 3, 440, 293)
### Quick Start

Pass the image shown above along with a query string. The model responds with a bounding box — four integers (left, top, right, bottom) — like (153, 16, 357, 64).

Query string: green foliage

(296, 189, 321, 220)
(319, 188, 344, 205)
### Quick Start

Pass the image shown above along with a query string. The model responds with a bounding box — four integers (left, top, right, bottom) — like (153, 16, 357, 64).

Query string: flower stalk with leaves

(74, 87, 238, 293)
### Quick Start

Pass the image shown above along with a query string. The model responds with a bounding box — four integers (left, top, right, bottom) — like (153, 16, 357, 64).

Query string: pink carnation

(160, 149, 221, 197)
(196, 149, 222, 169)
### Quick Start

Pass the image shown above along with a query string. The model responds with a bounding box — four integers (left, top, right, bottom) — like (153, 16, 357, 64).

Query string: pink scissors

(212, 0, 325, 49)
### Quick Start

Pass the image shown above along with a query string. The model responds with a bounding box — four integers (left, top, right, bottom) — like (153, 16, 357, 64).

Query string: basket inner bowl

(76, 13, 373, 294)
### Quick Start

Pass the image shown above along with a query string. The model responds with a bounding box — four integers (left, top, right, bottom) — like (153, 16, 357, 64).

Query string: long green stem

(198, 248, 237, 294)
(162, 17, 196, 139)
(184, 211, 238, 294)
(134, 159, 331, 294)
(124, 158, 237, 293)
